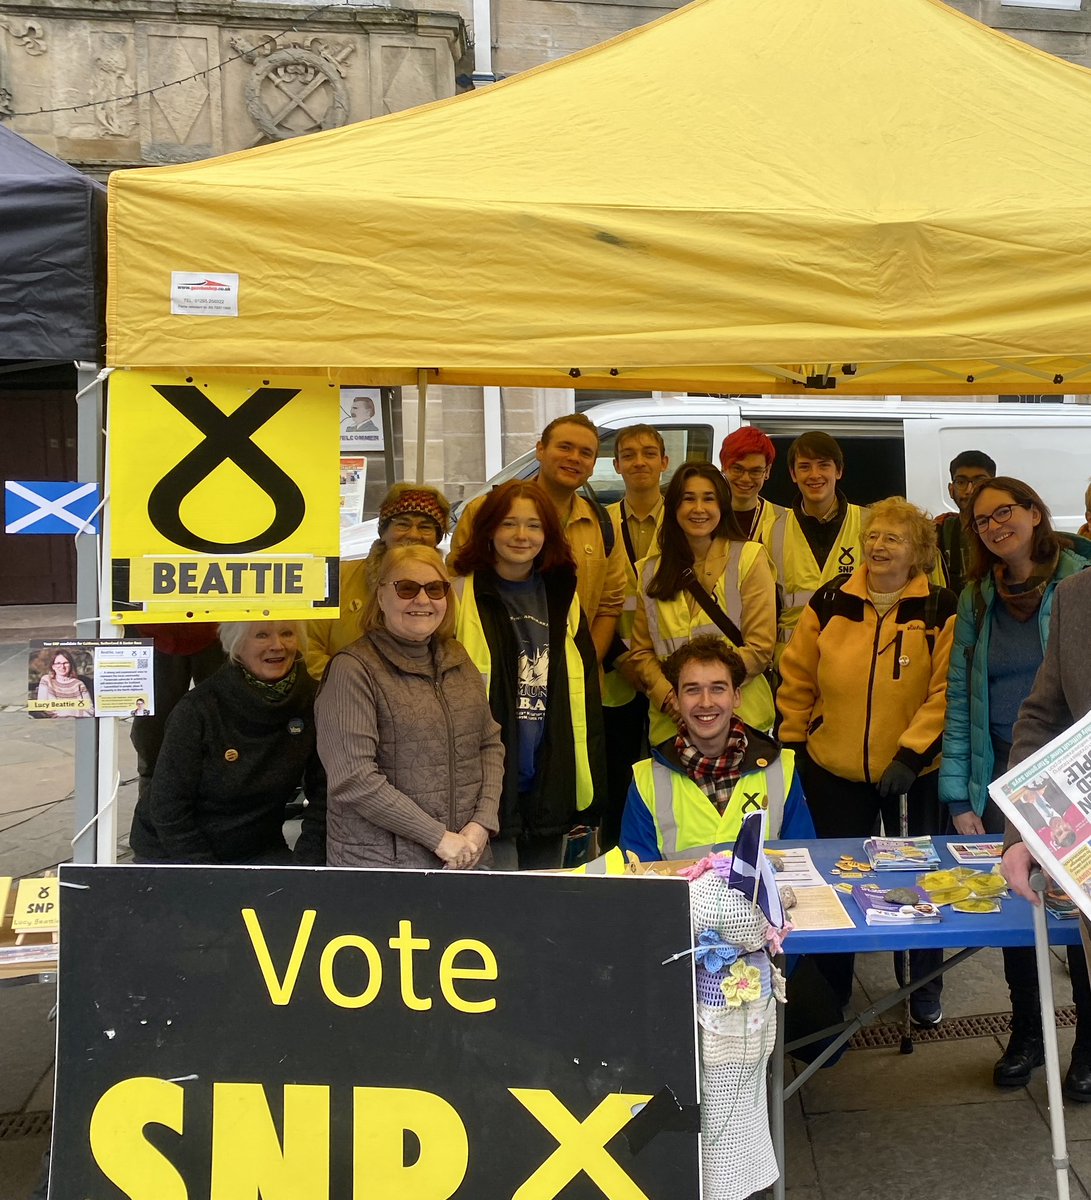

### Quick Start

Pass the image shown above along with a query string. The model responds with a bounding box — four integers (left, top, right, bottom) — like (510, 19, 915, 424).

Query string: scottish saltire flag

(4, 481, 100, 534)
(727, 811, 786, 928)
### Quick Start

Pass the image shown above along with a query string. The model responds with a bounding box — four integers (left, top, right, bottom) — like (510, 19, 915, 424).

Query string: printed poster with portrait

(340, 387, 384, 452)
(28, 640, 155, 720)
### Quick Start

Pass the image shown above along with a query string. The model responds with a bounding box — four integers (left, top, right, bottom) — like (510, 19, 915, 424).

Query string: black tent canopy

(0, 124, 105, 364)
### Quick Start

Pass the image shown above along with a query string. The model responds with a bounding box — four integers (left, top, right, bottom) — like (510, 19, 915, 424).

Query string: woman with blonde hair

(305, 483, 452, 679)
(129, 620, 326, 864)
(316, 544, 503, 870)
(778, 497, 957, 1024)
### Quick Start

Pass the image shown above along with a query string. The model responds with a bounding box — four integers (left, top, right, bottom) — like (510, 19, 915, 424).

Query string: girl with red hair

(450, 480, 605, 869)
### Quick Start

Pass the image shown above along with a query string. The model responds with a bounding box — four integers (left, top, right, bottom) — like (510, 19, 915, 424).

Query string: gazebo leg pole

(1031, 868, 1070, 1200)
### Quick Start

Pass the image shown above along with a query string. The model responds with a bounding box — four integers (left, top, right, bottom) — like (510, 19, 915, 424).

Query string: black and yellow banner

(109, 371, 340, 623)
(53, 866, 699, 1198)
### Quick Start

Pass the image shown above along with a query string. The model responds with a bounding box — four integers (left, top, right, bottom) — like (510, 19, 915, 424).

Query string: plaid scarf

(675, 719, 748, 814)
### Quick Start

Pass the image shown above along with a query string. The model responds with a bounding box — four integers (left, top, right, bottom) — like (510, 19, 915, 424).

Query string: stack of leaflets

(1044, 887, 1080, 920)
(947, 841, 1004, 866)
(863, 836, 941, 871)
(852, 884, 941, 925)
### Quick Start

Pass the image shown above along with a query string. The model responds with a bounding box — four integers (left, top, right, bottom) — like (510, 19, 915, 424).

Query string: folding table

(768, 836, 1081, 1200)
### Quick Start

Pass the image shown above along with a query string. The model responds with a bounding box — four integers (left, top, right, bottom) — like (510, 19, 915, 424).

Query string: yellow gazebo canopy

(107, 0, 1091, 395)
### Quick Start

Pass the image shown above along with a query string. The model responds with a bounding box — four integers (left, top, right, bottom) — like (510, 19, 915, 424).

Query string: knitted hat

(377, 486, 450, 539)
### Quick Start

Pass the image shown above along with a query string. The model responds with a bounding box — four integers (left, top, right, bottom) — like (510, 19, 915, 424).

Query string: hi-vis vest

(602, 500, 663, 708)
(632, 752, 794, 859)
(455, 573, 594, 812)
(639, 540, 775, 741)
(765, 504, 864, 647)
(744, 497, 786, 554)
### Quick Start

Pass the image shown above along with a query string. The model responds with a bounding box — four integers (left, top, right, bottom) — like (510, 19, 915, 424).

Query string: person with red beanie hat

(719, 426, 785, 543)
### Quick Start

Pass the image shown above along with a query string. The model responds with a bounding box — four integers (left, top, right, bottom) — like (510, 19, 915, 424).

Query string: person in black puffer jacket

(129, 620, 326, 865)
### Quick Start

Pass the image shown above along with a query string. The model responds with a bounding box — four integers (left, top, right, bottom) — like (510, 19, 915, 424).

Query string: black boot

(1064, 1054, 1091, 1103)
(994, 1027, 1045, 1088)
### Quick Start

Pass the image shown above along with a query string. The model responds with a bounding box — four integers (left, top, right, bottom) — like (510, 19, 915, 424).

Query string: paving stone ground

(0, 604, 1086, 1199)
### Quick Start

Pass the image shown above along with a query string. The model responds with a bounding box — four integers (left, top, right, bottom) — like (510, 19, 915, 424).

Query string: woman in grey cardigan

(316, 544, 503, 870)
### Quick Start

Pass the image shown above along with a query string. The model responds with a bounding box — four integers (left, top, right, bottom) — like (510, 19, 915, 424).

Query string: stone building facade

(3, 0, 1090, 507)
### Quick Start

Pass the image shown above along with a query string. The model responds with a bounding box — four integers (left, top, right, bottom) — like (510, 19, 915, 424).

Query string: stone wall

(0, 0, 465, 174)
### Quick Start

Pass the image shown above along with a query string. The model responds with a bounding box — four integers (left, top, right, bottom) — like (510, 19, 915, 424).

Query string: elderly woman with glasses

(940, 477, 1091, 1097)
(315, 544, 503, 871)
(129, 621, 326, 865)
(778, 498, 958, 1024)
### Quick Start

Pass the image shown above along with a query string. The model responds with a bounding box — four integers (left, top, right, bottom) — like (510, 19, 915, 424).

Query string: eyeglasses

(972, 501, 1033, 535)
(726, 464, 767, 480)
(952, 475, 988, 491)
(863, 531, 907, 547)
(385, 579, 451, 600)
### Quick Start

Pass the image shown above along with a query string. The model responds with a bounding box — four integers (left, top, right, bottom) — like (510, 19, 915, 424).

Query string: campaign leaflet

(27, 639, 154, 720)
(990, 707, 1091, 922)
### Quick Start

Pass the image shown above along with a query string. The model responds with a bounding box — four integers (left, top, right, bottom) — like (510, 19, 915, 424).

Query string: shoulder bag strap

(680, 567, 745, 647)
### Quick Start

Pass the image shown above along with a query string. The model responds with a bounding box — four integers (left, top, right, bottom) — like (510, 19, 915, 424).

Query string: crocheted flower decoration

(694, 929, 739, 975)
(720, 960, 763, 1007)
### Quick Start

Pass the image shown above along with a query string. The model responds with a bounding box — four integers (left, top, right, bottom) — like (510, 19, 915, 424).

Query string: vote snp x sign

(109, 371, 340, 623)
(52, 866, 699, 1199)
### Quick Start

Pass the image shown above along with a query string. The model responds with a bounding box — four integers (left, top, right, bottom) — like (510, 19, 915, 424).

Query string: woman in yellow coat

(628, 463, 777, 747)
(777, 497, 957, 1024)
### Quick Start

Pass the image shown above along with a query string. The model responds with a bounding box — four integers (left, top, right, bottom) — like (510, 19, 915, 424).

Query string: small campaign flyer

(27, 639, 154, 719)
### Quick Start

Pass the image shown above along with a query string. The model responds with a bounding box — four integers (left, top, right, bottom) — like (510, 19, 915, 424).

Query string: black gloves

(877, 760, 918, 799)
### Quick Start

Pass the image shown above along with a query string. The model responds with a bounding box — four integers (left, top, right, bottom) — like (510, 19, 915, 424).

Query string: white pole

(483, 386, 503, 476)
(1031, 868, 1071, 1200)
(415, 369, 428, 484)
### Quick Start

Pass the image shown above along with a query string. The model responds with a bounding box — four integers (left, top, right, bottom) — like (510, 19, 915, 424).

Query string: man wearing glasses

(719, 426, 784, 543)
(936, 450, 996, 593)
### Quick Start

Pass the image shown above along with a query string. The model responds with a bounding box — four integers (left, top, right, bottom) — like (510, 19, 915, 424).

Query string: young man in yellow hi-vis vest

(762, 431, 863, 662)
(600, 424, 668, 849)
(719, 425, 786, 545)
(619, 638, 814, 861)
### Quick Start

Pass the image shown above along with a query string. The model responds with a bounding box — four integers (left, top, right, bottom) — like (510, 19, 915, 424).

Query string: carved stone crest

(231, 35, 353, 141)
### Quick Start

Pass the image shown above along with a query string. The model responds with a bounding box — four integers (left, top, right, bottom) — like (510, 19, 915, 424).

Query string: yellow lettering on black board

(439, 939, 498, 1013)
(319, 934, 383, 1009)
(210, 1083, 329, 1200)
(509, 1090, 654, 1200)
(388, 919, 431, 1011)
(352, 1087, 468, 1199)
(89, 1077, 187, 1200)
(242, 908, 316, 1005)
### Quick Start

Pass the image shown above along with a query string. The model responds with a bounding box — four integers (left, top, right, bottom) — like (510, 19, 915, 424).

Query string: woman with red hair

(719, 426, 785, 543)
(450, 480, 605, 869)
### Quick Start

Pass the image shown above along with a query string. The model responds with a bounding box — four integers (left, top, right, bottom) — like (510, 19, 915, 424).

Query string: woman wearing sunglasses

(940, 477, 1091, 1097)
(449, 480, 605, 870)
(316, 544, 502, 871)
(778, 498, 957, 1024)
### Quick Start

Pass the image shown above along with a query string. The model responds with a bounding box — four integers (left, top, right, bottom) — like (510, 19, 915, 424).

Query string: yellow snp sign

(110, 371, 340, 624)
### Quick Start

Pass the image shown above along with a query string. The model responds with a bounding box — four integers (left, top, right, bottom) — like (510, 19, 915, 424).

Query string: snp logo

(837, 546, 856, 575)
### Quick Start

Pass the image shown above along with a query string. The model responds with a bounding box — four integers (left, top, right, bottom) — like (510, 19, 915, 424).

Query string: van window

(751, 421, 907, 508)
(590, 424, 715, 505)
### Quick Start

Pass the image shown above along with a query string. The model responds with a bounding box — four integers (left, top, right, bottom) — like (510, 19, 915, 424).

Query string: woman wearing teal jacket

(940, 476, 1091, 1100)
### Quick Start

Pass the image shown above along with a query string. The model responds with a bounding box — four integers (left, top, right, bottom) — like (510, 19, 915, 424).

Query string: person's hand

(951, 810, 986, 836)
(1002, 841, 1040, 904)
(661, 689, 682, 724)
(436, 830, 477, 871)
(876, 760, 917, 799)
(460, 821, 490, 869)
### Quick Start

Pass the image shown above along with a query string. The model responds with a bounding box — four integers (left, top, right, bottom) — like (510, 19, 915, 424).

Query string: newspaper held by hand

(990, 707, 1091, 922)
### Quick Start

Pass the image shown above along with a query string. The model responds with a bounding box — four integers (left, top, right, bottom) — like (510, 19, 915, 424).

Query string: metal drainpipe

(472, 0, 500, 472)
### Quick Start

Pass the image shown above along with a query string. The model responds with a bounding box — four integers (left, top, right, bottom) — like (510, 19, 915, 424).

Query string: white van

(342, 396, 1091, 556)
(454, 396, 1091, 532)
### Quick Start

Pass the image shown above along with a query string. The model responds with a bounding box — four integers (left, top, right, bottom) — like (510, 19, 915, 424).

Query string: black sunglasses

(385, 579, 451, 600)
